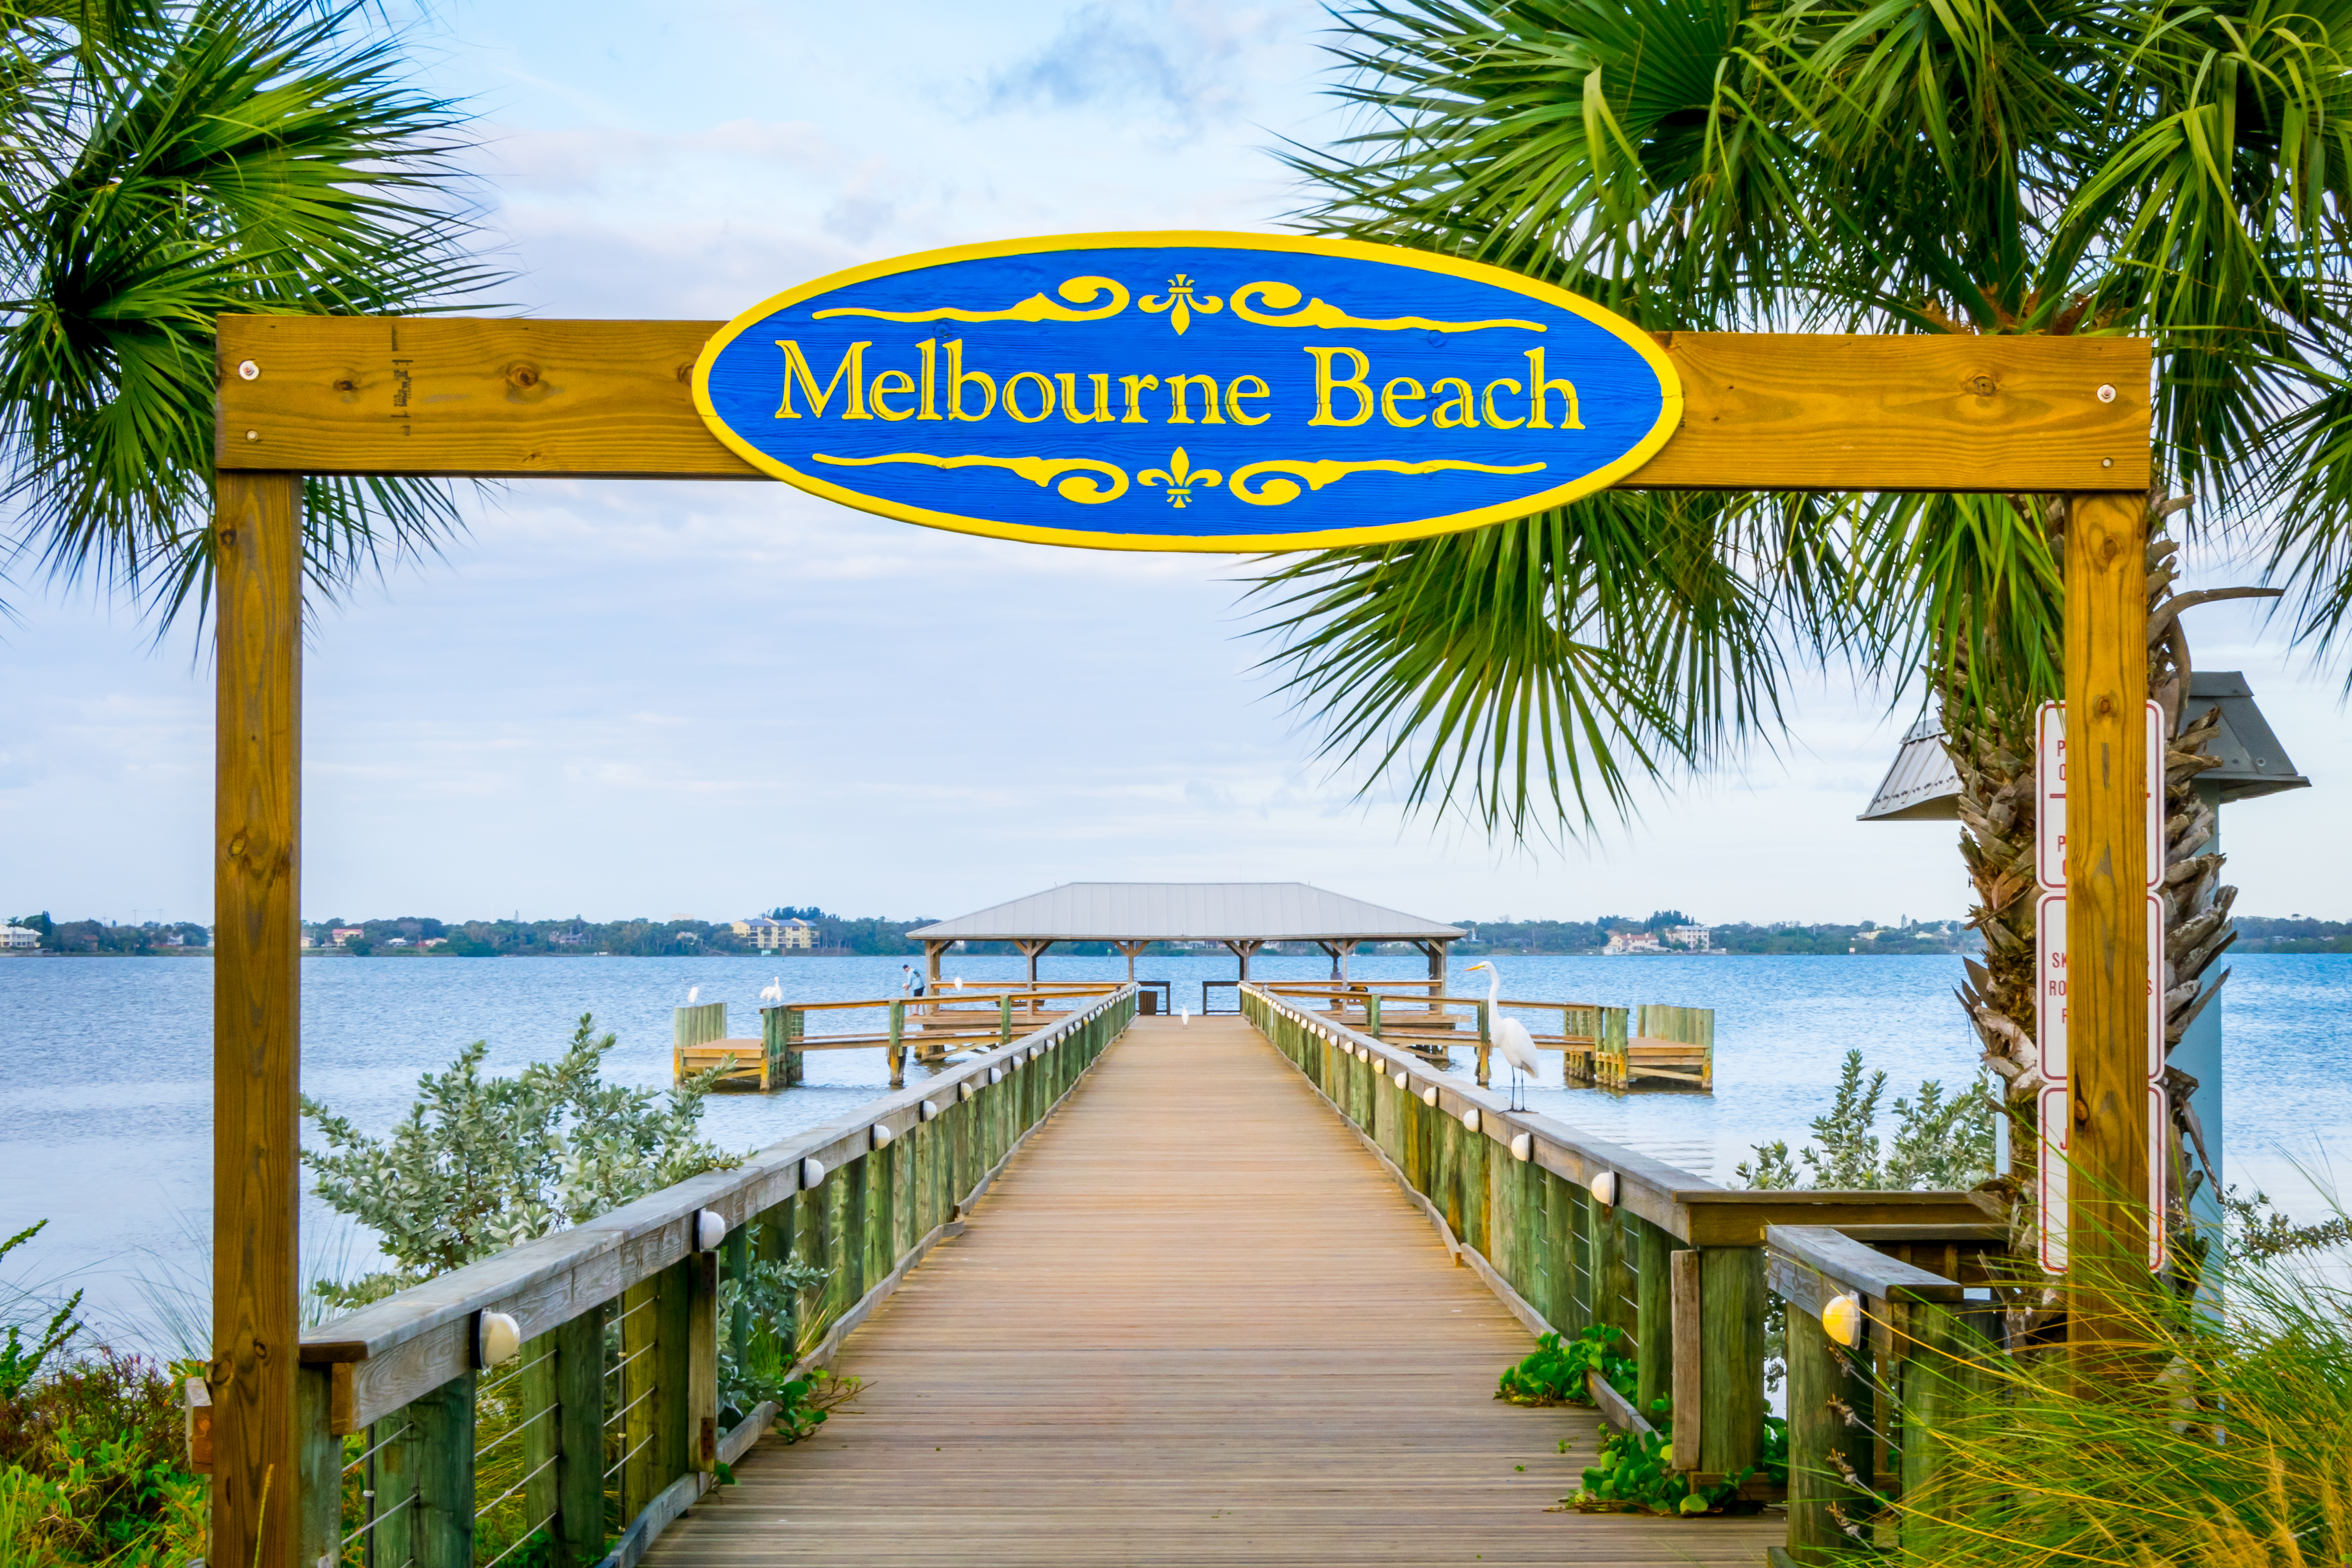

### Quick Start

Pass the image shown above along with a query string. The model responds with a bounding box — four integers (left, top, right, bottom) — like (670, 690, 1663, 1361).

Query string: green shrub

(0, 1350, 205, 1568)
(302, 1014, 741, 1306)
(1569, 1406, 1788, 1517)
(1497, 1324, 1636, 1406)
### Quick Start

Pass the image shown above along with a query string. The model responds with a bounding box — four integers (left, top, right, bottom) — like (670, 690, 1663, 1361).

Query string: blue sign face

(693, 233, 1682, 552)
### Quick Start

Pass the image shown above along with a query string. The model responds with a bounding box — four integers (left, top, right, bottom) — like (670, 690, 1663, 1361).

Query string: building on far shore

(1604, 924, 1716, 955)
(1, 924, 39, 950)
(733, 916, 817, 952)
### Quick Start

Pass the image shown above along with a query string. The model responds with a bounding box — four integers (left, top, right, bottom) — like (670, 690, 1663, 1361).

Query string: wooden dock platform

(648, 1014, 1782, 1565)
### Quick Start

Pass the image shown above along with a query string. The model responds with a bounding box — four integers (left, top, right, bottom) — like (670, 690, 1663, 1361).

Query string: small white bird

(759, 976, 783, 1004)
(951, 976, 966, 990)
(687, 985, 701, 1006)
(1466, 961, 1541, 1110)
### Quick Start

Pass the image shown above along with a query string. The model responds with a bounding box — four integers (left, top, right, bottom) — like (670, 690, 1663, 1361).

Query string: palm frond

(0, 0, 499, 626)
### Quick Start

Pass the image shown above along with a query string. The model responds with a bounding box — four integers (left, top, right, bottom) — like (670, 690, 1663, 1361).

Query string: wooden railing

(1240, 984, 1990, 1501)
(1766, 1222, 2006, 1564)
(675, 984, 1129, 1090)
(297, 985, 1140, 1568)
(1262, 983, 1716, 1091)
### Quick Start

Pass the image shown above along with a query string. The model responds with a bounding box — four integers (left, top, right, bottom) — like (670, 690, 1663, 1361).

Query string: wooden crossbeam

(214, 317, 2151, 491)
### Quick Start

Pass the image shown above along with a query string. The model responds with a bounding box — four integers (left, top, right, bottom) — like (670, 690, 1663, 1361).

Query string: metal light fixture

(921, 1099, 941, 1121)
(801, 1157, 825, 1188)
(872, 1123, 894, 1149)
(1462, 1107, 1480, 1133)
(1592, 1171, 1618, 1207)
(1510, 1133, 1533, 1162)
(1421, 1085, 1439, 1107)
(695, 1209, 726, 1252)
(1394, 1071, 1409, 1091)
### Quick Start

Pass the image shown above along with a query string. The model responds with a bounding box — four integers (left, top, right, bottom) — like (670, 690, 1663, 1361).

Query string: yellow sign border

(691, 231, 1685, 554)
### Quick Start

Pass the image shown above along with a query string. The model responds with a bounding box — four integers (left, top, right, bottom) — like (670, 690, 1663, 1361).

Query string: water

(4, 952, 2348, 1346)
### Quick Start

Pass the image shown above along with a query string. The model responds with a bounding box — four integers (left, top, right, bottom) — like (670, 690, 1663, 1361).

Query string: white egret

(687, 985, 701, 1006)
(759, 976, 783, 1004)
(1466, 961, 1540, 1110)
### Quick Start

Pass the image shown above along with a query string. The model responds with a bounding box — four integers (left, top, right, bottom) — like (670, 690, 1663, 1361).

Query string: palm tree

(1257, 0, 2351, 1300)
(0, 0, 494, 625)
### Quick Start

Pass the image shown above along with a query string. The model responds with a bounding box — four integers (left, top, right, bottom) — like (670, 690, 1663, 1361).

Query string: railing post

(552, 1306, 606, 1568)
(688, 1252, 718, 1474)
(1669, 1250, 1702, 1471)
(1787, 1290, 1874, 1561)
(1635, 1219, 1673, 1417)
(1476, 999, 1491, 1087)
(1366, 994, 1382, 1039)
(1898, 1303, 1989, 1536)
(413, 1372, 476, 1568)
(1698, 1246, 1765, 1480)
(295, 1367, 340, 1568)
(887, 1000, 906, 1089)
(620, 1279, 659, 1518)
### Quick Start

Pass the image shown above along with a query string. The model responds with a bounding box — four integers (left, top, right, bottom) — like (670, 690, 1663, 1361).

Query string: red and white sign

(2036, 1082, 2169, 1273)
(2033, 892, 2165, 1086)
(2035, 700, 2165, 893)
(2032, 700, 2171, 1272)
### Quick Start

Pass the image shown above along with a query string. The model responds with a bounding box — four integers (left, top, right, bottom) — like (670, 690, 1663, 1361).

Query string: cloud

(983, 2, 1277, 130)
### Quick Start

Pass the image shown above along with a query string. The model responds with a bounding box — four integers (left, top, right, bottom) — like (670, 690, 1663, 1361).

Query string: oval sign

(693, 232, 1681, 553)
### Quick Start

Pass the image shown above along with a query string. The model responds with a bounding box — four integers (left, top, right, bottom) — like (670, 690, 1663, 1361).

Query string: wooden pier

(289, 984, 2000, 1568)
(652, 1014, 1780, 1566)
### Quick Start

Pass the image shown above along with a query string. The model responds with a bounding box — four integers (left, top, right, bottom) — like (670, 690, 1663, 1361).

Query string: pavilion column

(1115, 940, 1147, 981)
(925, 940, 947, 987)
(1018, 939, 1051, 986)
(1421, 940, 1448, 1011)
(1226, 939, 1262, 985)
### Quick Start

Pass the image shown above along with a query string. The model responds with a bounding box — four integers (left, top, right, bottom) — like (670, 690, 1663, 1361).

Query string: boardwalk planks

(649, 1017, 1781, 1566)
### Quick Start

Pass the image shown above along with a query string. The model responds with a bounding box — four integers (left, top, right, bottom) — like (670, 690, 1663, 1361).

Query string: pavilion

(908, 881, 1465, 986)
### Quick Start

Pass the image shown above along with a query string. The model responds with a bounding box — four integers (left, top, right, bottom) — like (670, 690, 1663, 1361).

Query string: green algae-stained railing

(1241, 983, 1992, 1506)
(296, 985, 1139, 1568)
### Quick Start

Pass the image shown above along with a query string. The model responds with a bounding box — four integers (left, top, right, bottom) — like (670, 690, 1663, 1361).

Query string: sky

(2, 0, 2346, 930)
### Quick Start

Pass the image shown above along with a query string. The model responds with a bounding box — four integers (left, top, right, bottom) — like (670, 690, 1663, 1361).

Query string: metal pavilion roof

(907, 883, 1464, 945)
(1859, 671, 2311, 822)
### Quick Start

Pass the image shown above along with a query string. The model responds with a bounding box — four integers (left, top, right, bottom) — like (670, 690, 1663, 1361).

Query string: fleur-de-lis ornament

(1137, 448, 1225, 507)
(1138, 275, 1224, 335)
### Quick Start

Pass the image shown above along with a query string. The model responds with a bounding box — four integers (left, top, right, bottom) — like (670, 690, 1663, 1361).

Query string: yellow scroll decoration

(1227, 458, 1546, 507)
(811, 276, 1129, 326)
(1228, 281, 1544, 335)
(811, 452, 1128, 504)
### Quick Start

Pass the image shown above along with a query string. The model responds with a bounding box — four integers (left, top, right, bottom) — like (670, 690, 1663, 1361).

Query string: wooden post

(620, 1279, 659, 1519)
(410, 1371, 476, 1568)
(293, 1368, 339, 1568)
(1475, 999, 1492, 1088)
(2065, 490, 2153, 1357)
(1785, 1296, 1872, 1562)
(1635, 1220, 1672, 1417)
(1697, 1247, 1765, 1479)
(887, 1000, 906, 1089)
(212, 470, 303, 1568)
(686, 1252, 718, 1473)
(1669, 1250, 1701, 1469)
(551, 1306, 606, 1568)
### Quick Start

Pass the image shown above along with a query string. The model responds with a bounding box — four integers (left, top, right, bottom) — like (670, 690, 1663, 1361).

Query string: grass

(1886, 1238, 2352, 1568)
